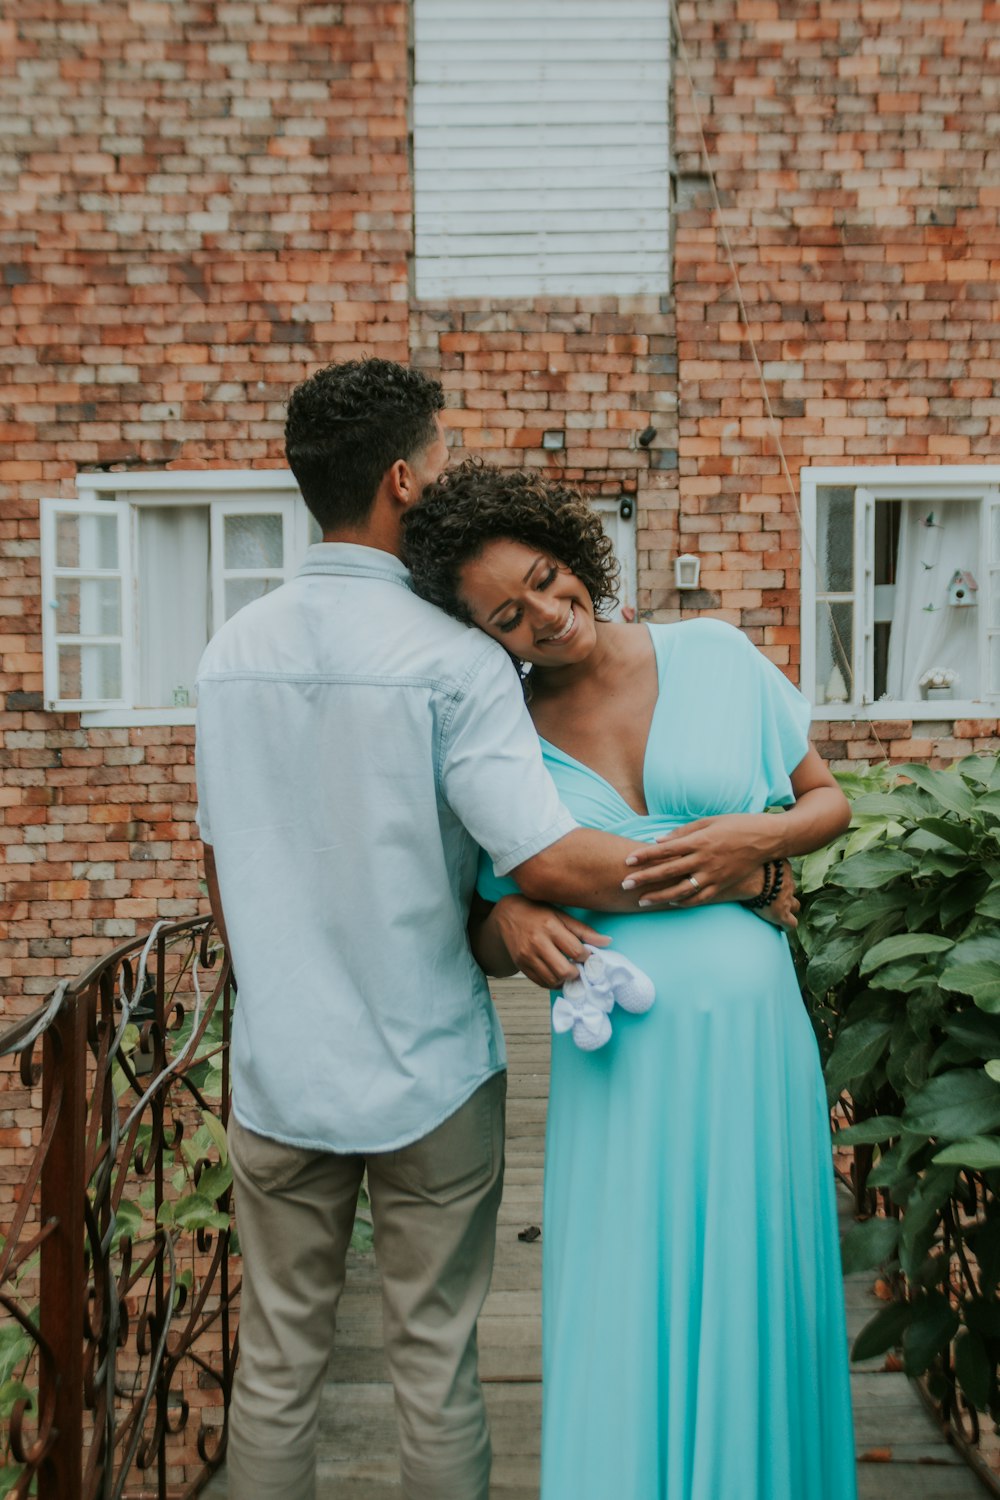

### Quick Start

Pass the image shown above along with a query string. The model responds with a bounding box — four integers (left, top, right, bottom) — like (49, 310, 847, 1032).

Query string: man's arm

(510, 827, 768, 911)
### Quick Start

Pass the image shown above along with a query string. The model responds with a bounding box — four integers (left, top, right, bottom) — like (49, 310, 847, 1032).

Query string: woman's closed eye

(496, 566, 557, 633)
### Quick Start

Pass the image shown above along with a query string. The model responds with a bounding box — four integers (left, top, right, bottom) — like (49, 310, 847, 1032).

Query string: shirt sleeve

(751, 643, 813, 807)
(475, 845, 522, 905)
(440, 643, 577, 878)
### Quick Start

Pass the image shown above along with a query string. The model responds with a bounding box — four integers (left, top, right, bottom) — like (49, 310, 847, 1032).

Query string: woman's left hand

(623, 813, 776, 906)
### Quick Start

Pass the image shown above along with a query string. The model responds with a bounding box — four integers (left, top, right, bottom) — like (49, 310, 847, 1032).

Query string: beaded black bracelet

(741, 860, 776, 910)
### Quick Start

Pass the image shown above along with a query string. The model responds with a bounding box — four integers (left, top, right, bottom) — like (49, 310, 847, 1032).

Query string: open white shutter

(209, 495, 298, 633)
(985, 488, 1000, 700)
(854, 488, 876, 705)
(40, 498, 132, 711)
(413, 0, 671, 298)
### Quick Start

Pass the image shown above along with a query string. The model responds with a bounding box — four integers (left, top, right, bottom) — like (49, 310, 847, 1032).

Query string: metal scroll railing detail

(0, 916, 237, 1500)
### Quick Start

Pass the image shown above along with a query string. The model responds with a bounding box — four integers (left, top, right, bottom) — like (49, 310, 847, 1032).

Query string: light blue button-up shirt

(195, 544, 576, 1153)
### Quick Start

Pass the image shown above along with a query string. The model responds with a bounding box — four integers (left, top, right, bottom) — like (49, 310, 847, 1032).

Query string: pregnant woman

(404, 464, 857, 1500)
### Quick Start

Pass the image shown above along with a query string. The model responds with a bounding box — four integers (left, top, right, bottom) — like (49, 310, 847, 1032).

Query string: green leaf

(852, 1299, 913, 1363)
(838, 890, 911, 932)
(953, 1329, 992, 1412)
(829, 847, 916, 890)
(825, 1019, 894, 1093)
(898, 1165, 956, 1276)
(904, 1069, 1000, 1140)
(200, 1111, 228, 1166)
(111, 1198, 144, 1251)
(798, 843, 842, 893)
(835, 1116, 904, 1145)
(806, 934, 868, 993)
(0, 1324, 34, 1386)
(860, 933, 955, 976)
(842, 818, 902, 859)
(0, 1464, 25, 1499)
(840, 1217, 900, 1275)
(172, 1193, 230, 1232)
(868, 958, 935, 993)
(851, 789, 929, 822)
(933, 1136, 1000, 1170)
(196, 1162, 233, 1203)
(0, 1379, 32, 1421)
(916, 816, 976, 852)
(940, 875, 992, 930)
(896, 762, 977, 817)
(944, 1014, 1000, 1060)
(975, 887, 1000, 921)
(903, 1292, 960, 1376)
(941, 935, 1000, 1009)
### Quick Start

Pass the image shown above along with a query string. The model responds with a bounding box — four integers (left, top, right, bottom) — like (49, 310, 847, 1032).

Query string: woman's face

(458, 538, 598, 667)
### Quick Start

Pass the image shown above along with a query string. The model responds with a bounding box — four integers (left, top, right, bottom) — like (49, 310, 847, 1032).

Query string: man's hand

(490, 894, 611, 990)
(620, 813, 779, 907)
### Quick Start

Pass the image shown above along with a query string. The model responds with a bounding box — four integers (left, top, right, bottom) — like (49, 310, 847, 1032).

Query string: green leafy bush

(794, 755, 1000, 1420)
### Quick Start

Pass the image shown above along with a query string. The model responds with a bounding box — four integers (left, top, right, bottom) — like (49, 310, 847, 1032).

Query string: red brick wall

(670, 0, 1000, 756)
(1, 1, 413, 1007)
(2, 0, 999, 1013)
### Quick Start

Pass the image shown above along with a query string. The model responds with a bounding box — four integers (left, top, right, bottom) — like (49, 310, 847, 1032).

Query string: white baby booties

(552, 945, 656, 1052)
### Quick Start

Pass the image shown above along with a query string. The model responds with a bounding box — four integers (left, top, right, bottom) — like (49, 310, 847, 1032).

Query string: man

(196, 359, 777, 1500)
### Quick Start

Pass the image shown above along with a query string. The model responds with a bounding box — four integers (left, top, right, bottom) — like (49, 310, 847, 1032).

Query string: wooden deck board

(204, 976, 987, 1498)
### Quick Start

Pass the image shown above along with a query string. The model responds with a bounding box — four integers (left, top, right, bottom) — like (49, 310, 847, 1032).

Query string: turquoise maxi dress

(480, 619, 857, 1500)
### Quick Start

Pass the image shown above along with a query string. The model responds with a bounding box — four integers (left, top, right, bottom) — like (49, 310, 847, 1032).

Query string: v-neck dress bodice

(478, 619, 856, 1500)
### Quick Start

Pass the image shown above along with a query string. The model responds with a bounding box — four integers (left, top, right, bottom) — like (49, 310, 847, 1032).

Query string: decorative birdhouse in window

(948, 569, 979, 607)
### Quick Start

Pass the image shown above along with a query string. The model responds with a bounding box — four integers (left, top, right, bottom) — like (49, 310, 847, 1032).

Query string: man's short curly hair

(403, 460, 620, 624)
(285, 359, 444, 531)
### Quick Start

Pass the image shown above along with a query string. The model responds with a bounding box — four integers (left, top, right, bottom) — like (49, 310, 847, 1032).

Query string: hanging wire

(668, 0, 889, 760)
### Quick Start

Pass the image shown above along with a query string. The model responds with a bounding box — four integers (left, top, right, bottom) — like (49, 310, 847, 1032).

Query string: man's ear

(389, 457, 421, 510)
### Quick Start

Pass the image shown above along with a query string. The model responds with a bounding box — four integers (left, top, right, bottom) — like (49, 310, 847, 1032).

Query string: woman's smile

(538, 604, 578, 646)
(458, 539, 598, 668)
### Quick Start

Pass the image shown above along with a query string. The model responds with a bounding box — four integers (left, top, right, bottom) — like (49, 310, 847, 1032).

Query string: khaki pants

(226, 1072, 506, 1500)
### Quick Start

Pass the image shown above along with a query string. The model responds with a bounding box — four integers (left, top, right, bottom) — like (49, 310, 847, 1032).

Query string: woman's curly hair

(403, 460, 620, 625)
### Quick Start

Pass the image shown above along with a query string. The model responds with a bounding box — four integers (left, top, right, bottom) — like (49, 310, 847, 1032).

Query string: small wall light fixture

(674, 553, 701, 591)
(542, 430, 565, 451)
(638, 425, 657, 448)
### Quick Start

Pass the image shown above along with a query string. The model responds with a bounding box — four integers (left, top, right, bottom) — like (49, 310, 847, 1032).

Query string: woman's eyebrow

(486, 555, 546, 622)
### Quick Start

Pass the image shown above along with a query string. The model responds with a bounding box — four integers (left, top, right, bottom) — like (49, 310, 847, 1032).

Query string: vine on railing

(0, 916, 238, 1500)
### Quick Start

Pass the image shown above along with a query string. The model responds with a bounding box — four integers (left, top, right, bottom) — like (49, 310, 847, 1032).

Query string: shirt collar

(297, 542, 413, 590)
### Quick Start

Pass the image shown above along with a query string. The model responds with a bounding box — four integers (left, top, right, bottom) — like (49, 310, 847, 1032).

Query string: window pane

(55, 511, 118, 570)
(136, 506, 210, 709)
(224, 514, 283, 569)
(57, 643, 122, 701)
(992, 579, 1000, 630)
(815, 602, 854, 705)
(225, 577, 281, 619)
(816, 487, 854, 594)
(992, 506, 1000, 565)
(55, 576, 120, 636)
(991, 637, 1000, 697)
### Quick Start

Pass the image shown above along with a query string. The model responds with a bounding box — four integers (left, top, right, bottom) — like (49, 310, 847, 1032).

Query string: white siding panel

(413, 0, 670, 300)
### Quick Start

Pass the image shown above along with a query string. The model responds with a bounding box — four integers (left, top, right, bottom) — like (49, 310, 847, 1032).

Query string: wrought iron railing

(0, 916, 237, 1500)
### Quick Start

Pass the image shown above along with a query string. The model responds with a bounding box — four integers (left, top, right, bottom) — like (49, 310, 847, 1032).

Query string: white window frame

(41, 471, 315, 728)
(801, 464, 1000, 721)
